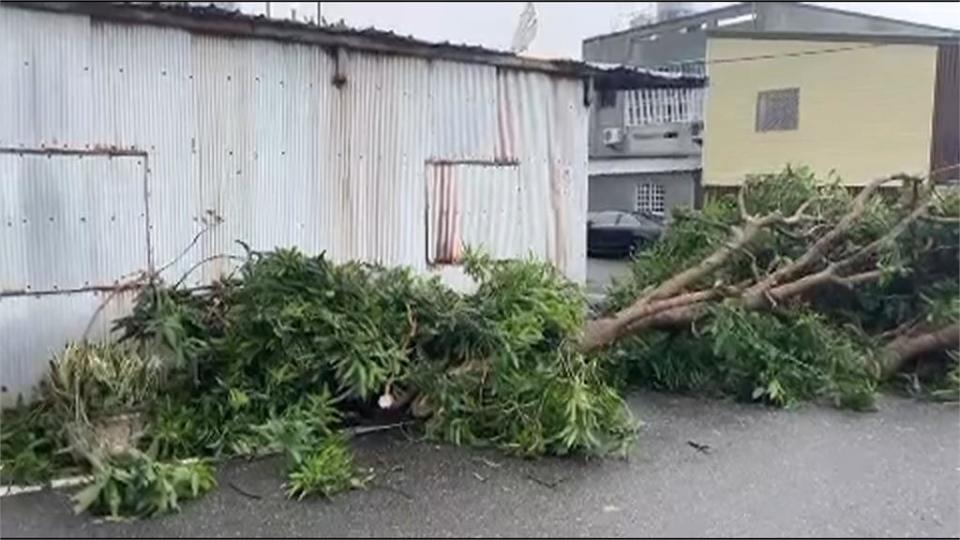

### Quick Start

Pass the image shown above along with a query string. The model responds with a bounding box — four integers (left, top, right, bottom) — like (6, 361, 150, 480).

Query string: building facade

(582, 2, 958, 215)
(586, 71, 706, 216)
(703, 32, 958, 187)
(583, 2, 957, 75)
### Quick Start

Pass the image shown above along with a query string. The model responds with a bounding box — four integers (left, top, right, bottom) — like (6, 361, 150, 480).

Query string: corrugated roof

(585, 61, 706, 89)
(5, 1, 704, 83)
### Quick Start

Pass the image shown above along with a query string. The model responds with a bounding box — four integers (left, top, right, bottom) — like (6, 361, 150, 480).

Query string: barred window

(756, 88, 799, 132)
(635, 182, 665, 215)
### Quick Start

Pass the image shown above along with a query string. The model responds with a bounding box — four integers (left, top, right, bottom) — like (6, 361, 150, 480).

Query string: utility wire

(653, 42, 890, 72)
(707, 42, 887, 66)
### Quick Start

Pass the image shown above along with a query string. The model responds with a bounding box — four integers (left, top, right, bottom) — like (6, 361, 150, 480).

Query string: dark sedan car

(587, 210, 665, 259)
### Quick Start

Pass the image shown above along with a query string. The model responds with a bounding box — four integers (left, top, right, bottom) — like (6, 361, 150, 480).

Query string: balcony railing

(651, 61, 707, 78)
(623, 87, 705, 127)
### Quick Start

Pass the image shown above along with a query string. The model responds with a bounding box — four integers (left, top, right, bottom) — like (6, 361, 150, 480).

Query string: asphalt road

(586, 257, 632, 295)
(2, 392, 958, 538)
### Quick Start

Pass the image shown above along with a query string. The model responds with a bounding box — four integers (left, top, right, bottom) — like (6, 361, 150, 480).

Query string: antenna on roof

(510, 2, 538, 54)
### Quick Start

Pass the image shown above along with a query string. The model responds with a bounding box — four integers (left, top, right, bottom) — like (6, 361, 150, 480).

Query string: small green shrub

(143, 397, 206, 460)
(0, 402, 76, 485)
(284, 435, 368, 500)
(43, 342, 162, 424)
(251, 390, 342, 461)
(72, 453, 216, 518)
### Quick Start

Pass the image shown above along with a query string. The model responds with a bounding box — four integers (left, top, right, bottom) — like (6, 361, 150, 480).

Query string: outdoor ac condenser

(602, 127, 624, 146)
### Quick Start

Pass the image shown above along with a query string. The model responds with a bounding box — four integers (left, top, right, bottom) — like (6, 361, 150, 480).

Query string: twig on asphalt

(228, 480, 263, 500)
(471, 456, 503, 469)
(371, 484, 414, 501)
(524, 472, 565, 490)
(686, 440, 712, 454)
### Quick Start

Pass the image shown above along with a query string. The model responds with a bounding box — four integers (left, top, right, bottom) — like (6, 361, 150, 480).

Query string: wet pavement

(2, 392, 958, 538)
(586, 257, 632, 295)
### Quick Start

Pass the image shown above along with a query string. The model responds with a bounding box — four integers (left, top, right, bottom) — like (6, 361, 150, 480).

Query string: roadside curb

(0, 475, 93, 498)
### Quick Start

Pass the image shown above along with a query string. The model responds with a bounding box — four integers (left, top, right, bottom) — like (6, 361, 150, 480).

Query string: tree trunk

(880, 324, 960, 377)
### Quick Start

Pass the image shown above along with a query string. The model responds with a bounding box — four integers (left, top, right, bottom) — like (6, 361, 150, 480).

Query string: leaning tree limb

(581, 192, 821, 351)
(742, 175, 905, 302)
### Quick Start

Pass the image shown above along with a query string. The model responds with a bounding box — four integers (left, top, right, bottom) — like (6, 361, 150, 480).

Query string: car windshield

(588, 211, 662, 228)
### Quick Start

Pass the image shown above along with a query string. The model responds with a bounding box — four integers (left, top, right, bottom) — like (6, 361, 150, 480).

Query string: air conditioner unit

(602, 127, 624, 146)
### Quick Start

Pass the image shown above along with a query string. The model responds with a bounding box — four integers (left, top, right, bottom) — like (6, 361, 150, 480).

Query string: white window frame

(635, 182, 666, 216)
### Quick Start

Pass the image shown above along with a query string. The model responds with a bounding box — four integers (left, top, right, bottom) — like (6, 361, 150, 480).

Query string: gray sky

(235, 2, 960, 59)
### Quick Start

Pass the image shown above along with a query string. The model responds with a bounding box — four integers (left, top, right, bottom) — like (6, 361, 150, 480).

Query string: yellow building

(703, 31, 959, 187)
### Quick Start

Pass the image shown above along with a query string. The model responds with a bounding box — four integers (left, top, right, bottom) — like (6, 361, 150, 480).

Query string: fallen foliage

(71, 452, 215, 518)
(602, 167, 958, 407)
(2, 166, 956, 519)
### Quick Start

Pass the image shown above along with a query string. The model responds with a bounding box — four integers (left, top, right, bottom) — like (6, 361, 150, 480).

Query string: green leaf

(71, 482, 103, 515)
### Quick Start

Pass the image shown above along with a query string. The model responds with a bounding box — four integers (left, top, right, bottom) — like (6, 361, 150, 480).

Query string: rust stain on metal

(433, 164, 452, 263)
(549, 160, 569, 273)
(495, 71, 519, 162)
(450, 165, 462, 262)
(431, 163, 463, 265)
(0, 282, 145, 298)
(425, 158, 518, 166)
(0, 145, 146, 157)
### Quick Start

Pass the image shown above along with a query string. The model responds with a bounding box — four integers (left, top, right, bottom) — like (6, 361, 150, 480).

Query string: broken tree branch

(832, 200, 932, 275)
(743, 176, 901, 300)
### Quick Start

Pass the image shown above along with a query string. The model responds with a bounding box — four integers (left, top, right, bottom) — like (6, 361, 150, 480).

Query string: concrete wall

(590, 121, 702, 159)
(589, 91, 702, 159)
(758, 3, 958, 35)
(589, 92, 625, 155)
(702, 37, 939, 186)
(582, 2, 954, 68)
(582, 3, 752, 66)
(588, 171, 697, 213)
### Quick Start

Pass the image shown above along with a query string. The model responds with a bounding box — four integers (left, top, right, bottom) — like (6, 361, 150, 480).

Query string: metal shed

(0, 2, 668, 403)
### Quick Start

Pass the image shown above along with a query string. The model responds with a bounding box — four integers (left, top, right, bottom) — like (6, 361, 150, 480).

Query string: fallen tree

(584, 168, 958, 408)
(584, 173, 950, 347)
(581, 170, 958, 355)
(1, 167, 957, 518)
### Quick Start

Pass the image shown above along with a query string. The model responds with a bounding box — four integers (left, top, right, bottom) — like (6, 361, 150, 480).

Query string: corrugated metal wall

(427, 163, 524, 264)
(0, 6, 588, 403)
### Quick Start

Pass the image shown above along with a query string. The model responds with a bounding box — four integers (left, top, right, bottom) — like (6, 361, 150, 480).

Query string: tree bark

(880, 324, 960, 377)
(580, 215, 778, 351)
